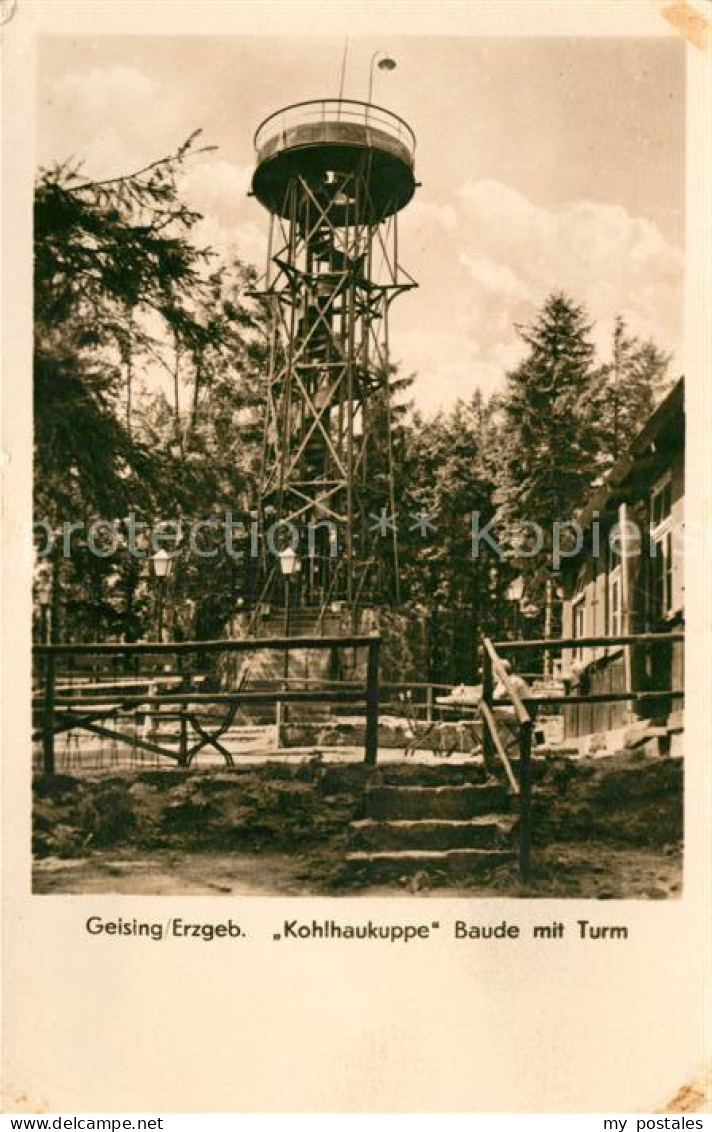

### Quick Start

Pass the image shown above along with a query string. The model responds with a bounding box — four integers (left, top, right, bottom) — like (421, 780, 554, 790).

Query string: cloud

(76, 127, 141, 182)
(191, 215, 265, 269)
(175, 158, 267, 267)
(52, 66, 158, 114)
(179, 159, 253, 225)
(400, 200, 458, 236)
(395, 179, 683, 414)
(46, 66, 164, 180)
(458, 251, 532, 303)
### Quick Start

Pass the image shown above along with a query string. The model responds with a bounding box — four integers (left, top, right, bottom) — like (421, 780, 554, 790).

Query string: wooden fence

(33, 634, 381, 773)
(480, 630, 684, 881)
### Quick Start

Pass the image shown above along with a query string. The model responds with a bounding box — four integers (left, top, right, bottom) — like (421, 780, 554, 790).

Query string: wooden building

(559, 378, 684, 739)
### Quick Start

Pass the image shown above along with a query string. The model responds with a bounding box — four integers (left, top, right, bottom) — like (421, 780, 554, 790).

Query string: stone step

(365, 783, 509, 821)
(343, 848, 514, 885)
(368, 763, 490, 787)
(350, 815, 517, 851)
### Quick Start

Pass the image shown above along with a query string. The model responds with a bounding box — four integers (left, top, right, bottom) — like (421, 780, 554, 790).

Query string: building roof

(576, 377, 684, 530)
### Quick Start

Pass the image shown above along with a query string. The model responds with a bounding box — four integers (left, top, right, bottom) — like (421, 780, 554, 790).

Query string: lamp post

(278, 545, 300, 664)
(37, 577, 52, 644)
(368, 50, 397, 104)
(151, 548, 173, 643)
(506, 576, 524, 638)
(277, 546, 300, 740)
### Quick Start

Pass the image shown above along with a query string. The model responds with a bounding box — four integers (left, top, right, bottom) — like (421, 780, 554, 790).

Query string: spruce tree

(34, 137, 267, 641)
(582, 315, 672, 467)
(495, 292, 600, 605)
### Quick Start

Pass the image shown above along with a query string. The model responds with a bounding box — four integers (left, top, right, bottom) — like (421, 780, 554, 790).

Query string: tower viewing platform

(252, 98, 416, 222)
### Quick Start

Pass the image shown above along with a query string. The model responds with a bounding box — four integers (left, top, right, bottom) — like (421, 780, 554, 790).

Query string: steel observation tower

(250, 96, 417, 622)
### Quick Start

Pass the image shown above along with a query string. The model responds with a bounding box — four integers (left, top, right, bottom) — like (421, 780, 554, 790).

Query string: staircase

(219, 605, 360, 726)
(344, 763, 518, 885)
(239, 607, 349, 686)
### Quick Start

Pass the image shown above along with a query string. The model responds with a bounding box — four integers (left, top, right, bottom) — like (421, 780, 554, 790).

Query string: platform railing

(254, 98, 417, 159)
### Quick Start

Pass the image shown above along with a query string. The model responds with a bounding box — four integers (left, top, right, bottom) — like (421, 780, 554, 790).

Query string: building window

(651, 477, 672, 530)
(650, 474, 675, 620)
(572, 596, 585, 660)
(609, 568, 622, 637)
(651, 528, 674, 619)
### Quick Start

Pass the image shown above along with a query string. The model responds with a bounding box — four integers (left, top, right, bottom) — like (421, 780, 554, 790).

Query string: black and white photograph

(4, 0, 712, 1120)
(30, 30, 689, 901)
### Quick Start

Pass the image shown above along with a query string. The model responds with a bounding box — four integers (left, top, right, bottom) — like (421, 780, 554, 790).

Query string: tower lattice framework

(251, 100, 417, 614)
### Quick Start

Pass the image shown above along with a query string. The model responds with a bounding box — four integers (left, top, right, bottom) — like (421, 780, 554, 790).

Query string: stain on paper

(661, 0, 711, 50)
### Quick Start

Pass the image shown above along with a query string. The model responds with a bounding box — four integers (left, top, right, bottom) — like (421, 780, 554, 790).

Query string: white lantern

(278, 546, 300, 577)
(151, 548, 173, 579)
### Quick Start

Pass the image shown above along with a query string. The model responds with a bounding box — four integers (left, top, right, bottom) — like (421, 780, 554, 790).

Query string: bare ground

(33, 839, 682, 899)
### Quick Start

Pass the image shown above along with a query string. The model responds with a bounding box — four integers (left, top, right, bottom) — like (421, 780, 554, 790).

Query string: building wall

(561, 446, 684, 738)
(669, 450, 684, 616)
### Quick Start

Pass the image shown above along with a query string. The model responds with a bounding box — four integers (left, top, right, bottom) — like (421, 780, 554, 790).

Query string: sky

(37, 35, 685, 415)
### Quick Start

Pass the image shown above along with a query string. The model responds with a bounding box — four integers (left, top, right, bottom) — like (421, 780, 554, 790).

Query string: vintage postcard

(2, 0, 711, 1118)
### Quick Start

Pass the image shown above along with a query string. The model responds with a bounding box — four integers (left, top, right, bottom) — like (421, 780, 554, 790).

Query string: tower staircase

(216, 603, 362, 733)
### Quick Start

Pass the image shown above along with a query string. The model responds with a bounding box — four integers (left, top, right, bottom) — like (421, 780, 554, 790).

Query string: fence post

(275, 699, 283, 748)
(425, 684, 433, 724)
(42, 651, 56, 775)
(519, 718, 533, 882)
(481, 641, 495, 775)
(178, 707, 189, 766)
(364, 636, 380, 766)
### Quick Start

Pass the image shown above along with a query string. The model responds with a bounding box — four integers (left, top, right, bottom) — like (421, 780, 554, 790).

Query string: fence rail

(494, 632, 684, 652)
(33, 634, 381, 774)
(481, 637, 533, 879)
(33, 634, 378, 656)
(480, 629, 685, 883)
